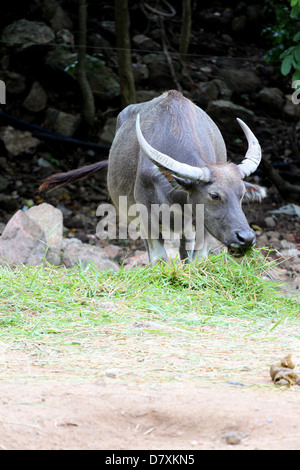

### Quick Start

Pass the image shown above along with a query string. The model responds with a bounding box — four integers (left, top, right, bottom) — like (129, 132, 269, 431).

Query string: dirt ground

(1, 317, 300, 451)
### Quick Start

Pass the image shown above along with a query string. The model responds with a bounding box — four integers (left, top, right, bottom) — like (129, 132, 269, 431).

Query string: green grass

(0, 249, 298, 346)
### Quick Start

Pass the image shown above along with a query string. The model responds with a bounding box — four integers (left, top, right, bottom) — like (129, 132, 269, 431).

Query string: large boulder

(26, 203, 63, 249)
(2, 19, 55, 51)
(98, 117, 117, 145)
(0, 211, 46, 266)
(142, 54, 181, 89)
(206, 100, 255, 135)
(0, 71, 26, 95)
(26, 203, 63, 266)
(0, 126, 40, 156)
(257, 87, 285, 112)
(62, 238, 119, 271)
(218, 68, 261, 95)
(44, 108, 81, 136)
(45, 50, 120, 100)
(23, 81, 48, 113)
(37, 0, 73, 32)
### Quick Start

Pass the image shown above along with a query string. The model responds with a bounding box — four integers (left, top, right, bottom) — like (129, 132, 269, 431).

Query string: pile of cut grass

(0, 249, 298, 348)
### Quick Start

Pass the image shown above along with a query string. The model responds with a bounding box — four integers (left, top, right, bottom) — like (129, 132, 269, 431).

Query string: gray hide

(108, 90, 265, 264)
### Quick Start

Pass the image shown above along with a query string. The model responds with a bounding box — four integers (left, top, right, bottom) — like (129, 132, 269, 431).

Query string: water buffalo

(40, 90, 266, 264)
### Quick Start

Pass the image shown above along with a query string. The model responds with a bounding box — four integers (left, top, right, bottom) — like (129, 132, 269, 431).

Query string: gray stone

(23, 81, 48, 113)
(132, 34, 160, 51)
(62, 238, 119, 271)
(206, 100, 254, 134)
(0, 175, 9, 192)
(46, 50, 120, 101)
(98, 117, 117, 145)
(264, 216, 276, 228)
(0, 223, 6, 235)
(258, 87, 284, 111)
(39, 0, 73, 32)
(219, 68, 261, 95)
(224, 431, 242, 445)
(0, 126, 40, 156)
(2, 19, 55, 51)
(0, 210, 46, 266)
(205, 79, 232, 101)
(0, 71, 26, 95)
(231, 15, 247, 33)
(132, 63, 149, 83)
(45, 108, 81, 136)
(283, 95, 300, 119)
(142, 54, 180, 89)
(136, 90, 160, 103)
(55, 29, 74, 48)
(45, 49, 77, 72)
(247, 4, 262, 21)
(26, 203, 63, 250)
(86, 60, 120, 101)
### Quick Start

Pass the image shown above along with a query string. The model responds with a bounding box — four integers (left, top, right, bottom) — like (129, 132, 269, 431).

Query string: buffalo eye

(209, 192, 220, 200)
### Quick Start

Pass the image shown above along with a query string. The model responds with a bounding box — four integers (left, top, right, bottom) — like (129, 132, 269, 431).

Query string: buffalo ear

(160, 169, 196, 191)
(173, 176, 197, 191)
(243, 182, 267, 202)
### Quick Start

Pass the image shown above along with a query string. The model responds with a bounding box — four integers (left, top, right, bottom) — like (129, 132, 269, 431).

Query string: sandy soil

(0, 318, 300, 451)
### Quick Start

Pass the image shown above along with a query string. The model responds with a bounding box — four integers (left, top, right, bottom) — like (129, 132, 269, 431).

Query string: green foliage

(64, 53, 104, 75)
(263, 0, 300, 81)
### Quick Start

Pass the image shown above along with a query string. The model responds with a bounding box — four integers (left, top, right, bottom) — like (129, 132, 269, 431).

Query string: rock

(45, 49, 77, 72)
(124, 250, 148, 268)
(98, 117, 117, 145)
(0, 194, 19, 212)
(104, 244, 122, 259)
(285, 233, 296, 243)
(105, 368, 119, 378)
(247, 4, 262, 21)
(218, 68, 261, 95)
(0, 210, 46, 266)
(224, 431, 242, 445)
(2, 19, 55, 51)
(135, 90, 160, 103)
(55, 29, 74, 49)
(279, 248, 299, 264)
(44, 108, 81, 137)
(0, 175, 9, 192)
(188, 86, 209, 109)
(46, 50, 121, 101)
(0, 71, 26, 95)
(39, 0, 73, 32)
(206, 100, 254, 135)
(87, 60, 120, 100)
(280, 239, 297, 250)
(205, 79, 232, 101)
(256, 234, 268, 246)
(89, 33, 112, 56)
(62, 238, 119, 271)
(26, 203, 63, 250)
(132, 34, 160, 51)
(37, 156, 53, 168)
(142, 53, 181, 89)
(23, 81, 47, 112)
(231, 15, 247, 33)
(132, 63, 149, 83)
(0, 126, 40, 156)
(264, 216, 276, 228)
(265, 231, 280, 239)
(258, 87, 284, 112)
(99, 20, 115, 36)
(0, 223, 6, 235)
(283, 95, 300, 119)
